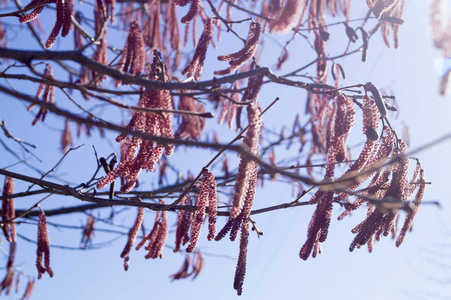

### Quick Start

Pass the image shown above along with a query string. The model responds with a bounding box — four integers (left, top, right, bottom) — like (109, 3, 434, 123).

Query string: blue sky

(1, 1, 451, 299)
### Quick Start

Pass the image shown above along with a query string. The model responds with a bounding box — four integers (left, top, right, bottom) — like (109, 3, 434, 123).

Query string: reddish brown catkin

(28, 64, 55, 126)
(45, 0, 74, 48)
(19, 0, 47, 23)
(182, 19, 214, 80)
(173, 196, 193, 252)
(96, 52, 174, 192)
(180, 0, 200, 23)
(206, 171, 218, 241)
(187, 168, 217, 252)
(117, 21, 145, 77)
(396, 169, 426, 246)
(2, 176, 15, 242)
(214, 22, 261, 76)
(120, 207, 144, 271)
(36, 213, 53, 279)
(137, 211, 162, 251)
(147, 209, 168, 259)
(269, 0, 308, 33)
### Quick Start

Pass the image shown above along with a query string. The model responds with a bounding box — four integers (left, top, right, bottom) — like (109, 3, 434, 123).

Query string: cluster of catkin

(116, 20, 145, 82)
(173, 168, 218, 253)
(0, 177, 17, 295)
(19, 0, 73, 48)
(96, 52, 174, 193)
(0, 177, 39, 298)
(119, 202, 169, 271)
(369, 0, 406, 49)
(182, 18, 214, 81)
(169, 251, 204, 281)
(215, 75, 263, 295)
(183, 20, 261, 80)
(119, 169, 217, 271)
(36, 213, 53, 279)
(27, 64, 55, 126)
(160, 74, 263, 295)
(214, 22, 261, 76)
(174, 96, 206, 140)
(299, 93, 426, 259)
(265, 0, 351, 33)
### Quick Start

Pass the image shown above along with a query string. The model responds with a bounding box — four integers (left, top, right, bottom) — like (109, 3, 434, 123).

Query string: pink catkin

(154, 0, 162, 49)
(333, 95, 355, 162)
(170, 255, 191, 280)
(214, 217, 235, 241)
(396, 169, 426, 246)
(384, 141, 409, 201)
(299, 100, 339, 259)
(334, 96, 380, 200)
(336, 130, 395, 205)
(29, 64, 55, 126)
(36, 213, 53, 279)
(175, 96, 206, 140)
(61, 118, 74, 153)
(19, 0, 57, 23)
(120, 207, 144, 271)
(174, 196, 192, 252)
(234, 219, 250, 295)
(229, 75, 263, 218)
(0, 242, 16, 294)
(19, 0, 47, 23)
(91, 36, 108, 85)
(349, 210, 384, 252)
(181, 0, 200, 23)
(229, 162, 259, 242)
(2, 177, 15, 243)
(186, 169, 217, 252)
(229, 103, 262, 218)
(372, 0, 405, 48)
(144, 207, 168, 259)
(20, 278, 35, 300)
(191, 251, 204, 279)
(215, 98, 261, 245)
(61, 0, 73, 37)
(214, 22, 261, 76)
(137, 211, 162, 251)
(404, 161, 421, 197)
(229, 159, 253, 219)
(45, 0, 64, 48)
(269, 0, 308, 33)
(117, 21, 145, 78)
(347, 142, 412, 252)
(182, 19, 214, 80)
(205, 170, 218, 241)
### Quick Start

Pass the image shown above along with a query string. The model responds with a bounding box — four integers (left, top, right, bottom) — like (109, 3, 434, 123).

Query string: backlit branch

(0, 48, 338, 92)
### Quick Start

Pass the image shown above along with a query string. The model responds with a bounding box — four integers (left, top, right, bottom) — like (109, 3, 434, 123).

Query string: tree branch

(0, 47, 337, 92)
(0, 84, 317, 185)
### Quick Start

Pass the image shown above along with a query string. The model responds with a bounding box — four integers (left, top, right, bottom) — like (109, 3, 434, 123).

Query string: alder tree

(1, 0, 443, 297)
